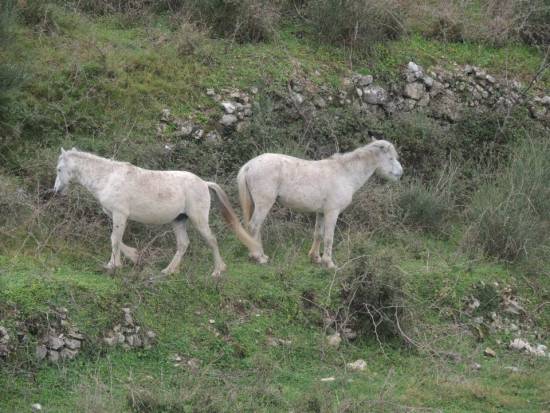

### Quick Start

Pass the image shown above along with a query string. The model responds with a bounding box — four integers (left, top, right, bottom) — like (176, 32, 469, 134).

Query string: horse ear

(375, 143, 389, 153)
(370, 136, 376, 143)
(61, 147, 66, 154)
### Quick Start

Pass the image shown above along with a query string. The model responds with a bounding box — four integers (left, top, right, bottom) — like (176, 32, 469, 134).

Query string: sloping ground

(2, 233, 550, 412)
(1, 6, 550, 413)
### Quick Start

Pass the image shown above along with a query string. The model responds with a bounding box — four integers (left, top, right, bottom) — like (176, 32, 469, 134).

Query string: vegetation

(1, 0, 549, 411)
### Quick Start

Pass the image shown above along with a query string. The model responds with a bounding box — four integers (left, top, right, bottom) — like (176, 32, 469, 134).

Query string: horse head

(371, 140, 403, 181)
(53, 148, 75, 194)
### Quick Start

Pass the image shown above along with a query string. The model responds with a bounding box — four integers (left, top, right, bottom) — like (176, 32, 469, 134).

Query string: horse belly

(127, 194, 185, 225)
(278, 189, 325, 212)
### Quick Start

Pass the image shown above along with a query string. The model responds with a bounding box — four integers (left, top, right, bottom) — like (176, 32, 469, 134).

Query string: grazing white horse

(54, 148, 261, 277)
(237, 140, 403, 269)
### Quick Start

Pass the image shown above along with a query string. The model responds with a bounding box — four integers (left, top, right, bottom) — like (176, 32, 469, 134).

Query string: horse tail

(237, 168, 253, 229)
(206, 181, 260, 254)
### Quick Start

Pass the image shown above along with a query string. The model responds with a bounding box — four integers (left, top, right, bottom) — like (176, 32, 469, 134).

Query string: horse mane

(66, 149, 131, 167)
(328, 142, 375, 163)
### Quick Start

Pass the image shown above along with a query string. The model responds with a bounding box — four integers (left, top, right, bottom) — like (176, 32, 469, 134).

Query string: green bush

(338, 242, 413, 343)
(397, 168, 458, 234)
(304, 0, 404, 51)
(465, 138, 550, 264)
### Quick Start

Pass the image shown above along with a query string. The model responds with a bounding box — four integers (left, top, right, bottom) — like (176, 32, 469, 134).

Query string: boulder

(362, 86, 387, 105)
(220, 114, 238, 128)
(404, 82, 425, 100)
(220, 101, 236, 114)
(346, 359, 367, 371)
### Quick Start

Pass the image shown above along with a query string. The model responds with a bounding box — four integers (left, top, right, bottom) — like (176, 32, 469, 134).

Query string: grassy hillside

(1, 1, 549, 412)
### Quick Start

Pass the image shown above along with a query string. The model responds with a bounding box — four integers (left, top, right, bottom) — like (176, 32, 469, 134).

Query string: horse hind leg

(162, 219, 190, 275)
(189, 209, 227, 278)
(308, 212, 324, 264)
(247, 196, 275, 264)
(120, 243, 139, 264)
(105, 211, 128, 274)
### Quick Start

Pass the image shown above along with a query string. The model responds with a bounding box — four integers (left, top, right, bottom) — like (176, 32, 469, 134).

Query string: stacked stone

(216, 88, 254, 132)
(36, 329, 84, 362)
(103, 308, 156, 350)
(0, 326, 10, 358)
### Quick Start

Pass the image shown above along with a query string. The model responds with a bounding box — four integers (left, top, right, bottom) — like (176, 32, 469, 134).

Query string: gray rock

(404, 82, 425, 100)
(47, 350, 60, 363)
(485, 74, 496, 84)
(220, 114, 238, 128)
(291, 92, 305, 106)
(36, 345, 48, 360)
(67, 331, 84, 341)
(122, 308, 134, 326)
(464, 65, 474, 74)
(250, 86, 258, 95)
(206, 131, 221, 143)
(313, 96, 327, 109)
(60, 348, 78, 360)
(31, 403, 43, 412)
(117, 332, 125, 344)
(346, 359, 367, 371)
(64, 338, 81, 350)
(175, 122, 194, 138)
(355, 88, 363, 97)
(192, 129, 204, 139)
(103, 336, 117, 346)
(407, 61, 421, 73)
(422, 76, 434, 88)
(126, 335, 142, 347)
(146, 330, 156, 339)
(160, 108, 171, 122)
(352, 74, 373, 87)
(431, 92, 462, 122)
(541, 96, 550, 106)
(0, 343, 9, 357)
(221, 101, 236, 114)
(206, 88, 215, 96)
(362, 86, 387, 105)
(48, 336, 64, 350)
(417, 94, 430, 107)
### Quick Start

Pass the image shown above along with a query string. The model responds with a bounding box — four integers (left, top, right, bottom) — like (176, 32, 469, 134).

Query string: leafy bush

(186, 0, 280, 42)
(465, 138, 550, 264)
(305, 0, 404, 51)
(397, 165, 459, 234)
(338, 243, 413, 343)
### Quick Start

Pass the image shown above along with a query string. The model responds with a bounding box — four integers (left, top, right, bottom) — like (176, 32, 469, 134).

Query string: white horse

(237, 140, 403, 269)
(54, 148, 261, 277)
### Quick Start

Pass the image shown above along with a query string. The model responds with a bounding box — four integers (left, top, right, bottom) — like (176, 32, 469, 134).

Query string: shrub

(338, 242, 413, 343)
(465, 138, 550, 264)
(187, 0, 281, 43)
(305, 0, 404, 51)
(397, 165, 459, 234)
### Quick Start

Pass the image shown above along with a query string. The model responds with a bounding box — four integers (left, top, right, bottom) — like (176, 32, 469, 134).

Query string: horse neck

(70, 154, 114, 196)
(338, 147, 378, 191)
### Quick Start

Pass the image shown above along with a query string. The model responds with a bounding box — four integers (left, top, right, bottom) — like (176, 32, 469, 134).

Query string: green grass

(1, 231, 549, 412)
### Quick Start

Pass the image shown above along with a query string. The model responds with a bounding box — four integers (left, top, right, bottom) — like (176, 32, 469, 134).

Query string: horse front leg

(321, 210, 339, 269)
(105, 211, 128, 274)
(308, 212, 324, 264)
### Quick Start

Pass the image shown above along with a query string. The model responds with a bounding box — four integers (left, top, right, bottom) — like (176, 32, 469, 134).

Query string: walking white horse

(53, 148, 261, 277)
(237, 140, 403, 269)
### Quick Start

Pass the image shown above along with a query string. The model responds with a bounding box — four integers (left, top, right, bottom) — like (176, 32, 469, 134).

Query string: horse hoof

(309, 254, 322, 264)
(321, 260, 337, 270)
(250, 253, 269, 264)
(102, 264, 118, 275)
